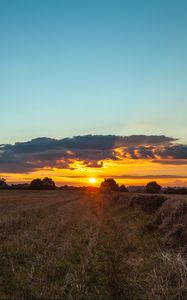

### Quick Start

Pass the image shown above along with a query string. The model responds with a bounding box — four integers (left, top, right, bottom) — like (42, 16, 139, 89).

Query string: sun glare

(89, 177, 97, 184)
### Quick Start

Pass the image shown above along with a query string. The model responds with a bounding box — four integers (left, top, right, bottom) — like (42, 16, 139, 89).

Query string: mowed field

(0, 190, 187, 300)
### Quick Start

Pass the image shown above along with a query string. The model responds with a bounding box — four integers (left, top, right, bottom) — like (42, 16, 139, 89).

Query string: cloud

(0, 134, 185, 173)
(117, 144, 187, 162)
(0, 134, 175, 152)
(110, 175, 187, 179)
(154, 145, 187, 159)
(152, 159, 187, 165)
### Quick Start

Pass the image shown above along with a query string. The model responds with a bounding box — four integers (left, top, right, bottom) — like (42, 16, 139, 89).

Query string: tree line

(0, 177, 56, 190)
(100, 178, 161, 193)
(0, 177, 160, 193)
(0, 177, 186, 194)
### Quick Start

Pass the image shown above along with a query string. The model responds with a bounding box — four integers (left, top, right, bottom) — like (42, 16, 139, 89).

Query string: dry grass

(0, 190, 187, 299)
(130, 194, 166, 213)
(154, 195, 187, 251)
(147, 250, 187, 300)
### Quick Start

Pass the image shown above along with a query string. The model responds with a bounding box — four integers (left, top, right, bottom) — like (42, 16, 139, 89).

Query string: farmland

(0, 190, 187, 299)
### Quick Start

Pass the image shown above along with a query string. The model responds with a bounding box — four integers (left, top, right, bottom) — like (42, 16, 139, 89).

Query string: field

(0, 190, 187, 300)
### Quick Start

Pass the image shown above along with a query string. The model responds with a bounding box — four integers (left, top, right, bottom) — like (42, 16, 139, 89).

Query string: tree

(42, 177, 55, 190)
(30, 177, 56, 190)
(119, 184, 129, 192)
(100, 178, 119, 192)
(145, 181, 161, 194)
(30, 178, 43, 190)
(0, 178, 8, 189)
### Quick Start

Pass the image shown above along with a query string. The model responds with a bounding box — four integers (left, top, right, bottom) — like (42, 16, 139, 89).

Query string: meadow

(0, 190, 187, 300)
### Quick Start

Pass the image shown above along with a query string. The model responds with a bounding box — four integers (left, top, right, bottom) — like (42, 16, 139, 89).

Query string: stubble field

(0, 190, 187, 300)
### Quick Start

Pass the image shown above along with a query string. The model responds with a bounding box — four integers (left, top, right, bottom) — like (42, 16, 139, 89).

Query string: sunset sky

(0, 0, 187, 186)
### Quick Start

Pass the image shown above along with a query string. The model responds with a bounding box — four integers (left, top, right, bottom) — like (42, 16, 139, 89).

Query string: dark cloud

(154, 145, 187, 159)
(0, 134, 185, 173)
(0, 134, 176, 153)
(117, 144, 187, 162)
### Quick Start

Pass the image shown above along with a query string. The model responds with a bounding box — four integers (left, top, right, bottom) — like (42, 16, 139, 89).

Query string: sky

(0, 0, 187, 186)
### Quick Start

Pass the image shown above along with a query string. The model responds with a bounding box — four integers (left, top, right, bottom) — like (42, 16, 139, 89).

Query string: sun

(89, 177, 97, 184)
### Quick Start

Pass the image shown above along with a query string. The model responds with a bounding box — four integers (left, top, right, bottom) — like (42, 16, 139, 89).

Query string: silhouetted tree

(0, 178, 8, 189)
(30, 178, 43, 190)
(100, 178, 119, 192)
(146, 181, 161, 194)
(30, 177, 56, 190)
(119, 184, 129, 192)
(42, 177, 55, 190)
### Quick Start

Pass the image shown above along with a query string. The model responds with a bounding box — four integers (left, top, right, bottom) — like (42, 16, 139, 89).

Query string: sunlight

(89, 177, 97, 184)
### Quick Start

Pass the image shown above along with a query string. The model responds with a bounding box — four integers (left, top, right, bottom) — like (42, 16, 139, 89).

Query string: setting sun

(89, 177, 97, 184)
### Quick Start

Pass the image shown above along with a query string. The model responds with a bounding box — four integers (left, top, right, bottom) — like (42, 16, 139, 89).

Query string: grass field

(0, 190, 187, 300)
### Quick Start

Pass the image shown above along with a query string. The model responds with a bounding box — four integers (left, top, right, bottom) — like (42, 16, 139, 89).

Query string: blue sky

(0, 0, 187, 144)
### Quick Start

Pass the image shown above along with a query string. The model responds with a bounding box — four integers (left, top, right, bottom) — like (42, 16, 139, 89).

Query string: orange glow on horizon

(1, 157, 187, 187)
